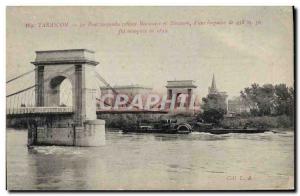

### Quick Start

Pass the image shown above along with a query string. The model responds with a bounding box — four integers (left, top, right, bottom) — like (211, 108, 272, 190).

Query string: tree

(202, 93, 227, 111)
(240, 83, 260, 112)
(288, 87, 295, 119)
(240, 83, 294, 117)
(257, 84, 275, 115)
(200, 108, 225, 124)
(200, 93, 227, 124)
(274, 84, 290, 115)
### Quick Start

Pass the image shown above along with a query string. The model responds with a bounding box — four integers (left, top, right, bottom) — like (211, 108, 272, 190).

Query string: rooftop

(100, 84, 153, 90)
(31, 49, 99, 66)
(166, 80, 197, 88)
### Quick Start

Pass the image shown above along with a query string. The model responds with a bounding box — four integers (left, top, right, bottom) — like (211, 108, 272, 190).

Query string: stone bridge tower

(30, 49, 105, 146)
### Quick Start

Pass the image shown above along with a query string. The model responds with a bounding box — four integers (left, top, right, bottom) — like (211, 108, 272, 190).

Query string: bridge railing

(6, 107, 73, 115)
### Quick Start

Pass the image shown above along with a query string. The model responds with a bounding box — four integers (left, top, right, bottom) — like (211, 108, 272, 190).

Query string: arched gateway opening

(49, 76, 73, 107)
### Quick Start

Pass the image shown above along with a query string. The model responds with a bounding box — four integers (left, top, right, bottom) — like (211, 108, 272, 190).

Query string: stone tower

(29, 49, 105, 146)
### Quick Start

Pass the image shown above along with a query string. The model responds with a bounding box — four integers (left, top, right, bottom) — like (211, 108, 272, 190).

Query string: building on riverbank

(227, 96, 250, 114)
(99, 84, 153, 107)
(100, 84, 152, 97)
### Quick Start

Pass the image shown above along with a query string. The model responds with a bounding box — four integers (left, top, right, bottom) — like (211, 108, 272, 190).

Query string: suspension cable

(6, 69, 35, 84)
(6, 66, 74, 98)
(94, 72, 118, 95)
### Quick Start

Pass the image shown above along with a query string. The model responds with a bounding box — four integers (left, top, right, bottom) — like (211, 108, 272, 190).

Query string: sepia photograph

(6, 6, 295, 191)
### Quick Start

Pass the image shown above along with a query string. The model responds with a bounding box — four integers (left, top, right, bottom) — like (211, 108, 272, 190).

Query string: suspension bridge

(7, 49, 168, 147)
(6, 50, 165, 117)
(6, 66, 116, 116)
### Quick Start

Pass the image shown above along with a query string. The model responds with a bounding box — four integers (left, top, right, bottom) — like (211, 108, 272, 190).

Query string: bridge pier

(74, 120, 105, 146)
(28, 118, 105, 147)
(27, 49, 106, 147)
(26, 113, 106, 147)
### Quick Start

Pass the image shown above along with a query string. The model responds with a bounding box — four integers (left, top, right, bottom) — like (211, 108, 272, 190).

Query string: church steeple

(209, 74, 218, 94)
(211, 74, 216, 90)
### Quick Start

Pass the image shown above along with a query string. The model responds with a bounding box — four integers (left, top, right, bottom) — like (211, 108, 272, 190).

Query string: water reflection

(27, 147, 89, 190)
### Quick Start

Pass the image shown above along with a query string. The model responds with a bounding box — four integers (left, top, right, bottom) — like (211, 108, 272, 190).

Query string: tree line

(240, 83, 294, 117)
(198, 83, 294, 125)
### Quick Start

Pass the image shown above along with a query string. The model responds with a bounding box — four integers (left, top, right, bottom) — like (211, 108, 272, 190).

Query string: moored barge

(122, 119, 192, 134)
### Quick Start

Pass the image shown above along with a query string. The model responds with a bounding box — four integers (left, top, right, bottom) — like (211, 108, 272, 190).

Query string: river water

(6, 128, 294, 190)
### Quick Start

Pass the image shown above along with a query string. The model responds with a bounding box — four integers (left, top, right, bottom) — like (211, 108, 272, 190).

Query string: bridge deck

(96, 109, 169, 114)
(6, 107, 73, 115)
(6, 107, 169, 116)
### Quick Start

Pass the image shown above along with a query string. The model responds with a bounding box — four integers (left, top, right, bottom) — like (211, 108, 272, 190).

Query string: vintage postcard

(6, 6, 294, 190)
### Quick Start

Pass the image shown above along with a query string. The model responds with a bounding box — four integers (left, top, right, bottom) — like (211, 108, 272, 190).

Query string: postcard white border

(1, 0, 298, 195)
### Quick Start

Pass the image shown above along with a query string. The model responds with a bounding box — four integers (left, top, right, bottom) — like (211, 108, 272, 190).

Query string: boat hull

(202, 128, 268, 135)
(122, 128, 190, 134)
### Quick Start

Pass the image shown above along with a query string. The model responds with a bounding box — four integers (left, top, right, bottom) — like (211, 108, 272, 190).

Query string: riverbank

(220, 115, 293, 129)
(7, 113, 294, 131)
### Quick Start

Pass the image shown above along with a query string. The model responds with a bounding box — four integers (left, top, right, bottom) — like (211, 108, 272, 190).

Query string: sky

(6, 6, 294, 99)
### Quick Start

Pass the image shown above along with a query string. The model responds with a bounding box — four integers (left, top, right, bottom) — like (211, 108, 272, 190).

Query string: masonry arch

(47, 75, 73, 107)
